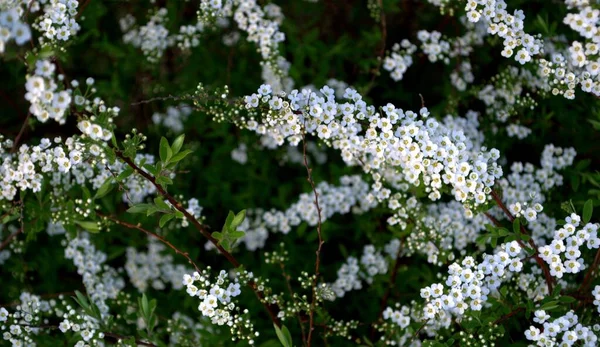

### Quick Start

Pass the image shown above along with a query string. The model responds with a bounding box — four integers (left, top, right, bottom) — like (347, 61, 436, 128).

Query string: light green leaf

(273, 324, 293, 347)
(75, 220, 100, 233)
(171, 134, 185, 154)
(159, 137, 172, 163)
(170, 149, 193, 163)
(231, 209, 246, 229)
(159, 213, 175, 228)
(127, 203, 153, 214)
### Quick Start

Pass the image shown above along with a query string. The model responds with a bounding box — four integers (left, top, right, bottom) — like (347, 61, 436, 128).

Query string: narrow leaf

(583, 199, 593, 224)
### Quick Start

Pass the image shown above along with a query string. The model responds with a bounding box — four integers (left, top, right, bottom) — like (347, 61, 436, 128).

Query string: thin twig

(493, 307, 524, 325)
(113, 149, 281, 326)
(371, 240, 403, 340)
(75, 0, 92, 19)
(280, 261, 307, 344)
(98, 212, 201, 274)
(11, 112, 31, 154)
(578, 246, 600, 295)
(302, 124, 325, 347)
(0, 228, 23, 251)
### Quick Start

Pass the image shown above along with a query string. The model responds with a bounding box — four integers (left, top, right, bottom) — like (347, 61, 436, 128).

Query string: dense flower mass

(1, 0, 600, 346)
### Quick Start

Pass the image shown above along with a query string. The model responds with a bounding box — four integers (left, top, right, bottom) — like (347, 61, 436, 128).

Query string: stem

(371, 240, 403, 340)
(578, 246, 600, 295)
(97, 212, 201, 274)
(0, 228, 23, 251)
(113, 149, 281, 326)
(301, 126, 324, 347)
(280, 262, 307, 344)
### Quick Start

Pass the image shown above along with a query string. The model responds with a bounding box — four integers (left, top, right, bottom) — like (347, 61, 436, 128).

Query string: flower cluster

(152, 104, 193, 133)
(64, 234, 125, 317)
(33, 0, 80, 43)
(182, 268, 259, 344)
(327, 244, 389, 299)
(537, 219, 599, 279)
(524, 311, 597, 346)
(241, 83, 503, 208)
(420, 242, 525, 320)
(383, 40, 416, 81)
(125, 237, 191, 292)
(25, 59, 71, 124)
(0, 3, 32, 53)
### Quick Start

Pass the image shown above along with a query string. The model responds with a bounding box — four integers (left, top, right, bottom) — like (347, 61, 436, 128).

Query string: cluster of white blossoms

(182, 268, 256, 341)
(231, 143, 248, 164)
(25, 59, 71, 124)
(125, 237, 191, 292)
(537, 218, 599, 279)
(506, 123, 532, 139)
(450, 61, 475, 91)
(242, 83, 503, 208)
(327, 244, 388, 299)
(524, 311, 598, 346)
(122, 8, 171, 63)
(122, 0, 291, 91)
(0, 3, 32, 53)
(382, 305, 411, 329)
(466, 0, 542, 63)
(34, 0, 80, 43)
(420, 242, 526, 319)
(64, 234, 125, 317)
(497, 144, 576, 244)
(152, 104, 193, 133)
(383, 39, 417, 81)
(0, 292, 54, 346)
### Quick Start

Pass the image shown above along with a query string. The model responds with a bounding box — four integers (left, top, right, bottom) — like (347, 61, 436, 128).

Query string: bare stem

(301, 127, 324, 347)
(97, 212, 201, 274)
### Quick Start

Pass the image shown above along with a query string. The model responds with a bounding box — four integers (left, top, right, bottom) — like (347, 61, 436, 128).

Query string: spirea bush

(2, 0, 600, 346)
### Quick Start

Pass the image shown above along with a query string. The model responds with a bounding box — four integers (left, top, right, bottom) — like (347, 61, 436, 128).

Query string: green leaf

(559, 296, 576, 304)
(127, 203, 153, 214)
(171, 134, 185, 154)
(94, 178, 115, 200)
(583, 199, 593, 224)
(273, 324, 292, 347)
(116, 167, 134, 181)
(159, 213, 175, 228)
(75, 220, 100, 233)
(512, 218, 521, 235)
(154, 196, 171, 211)
(231, 209, 246, 229)
(224, 211, 235, 231)
(170, 149, 193, 163)
(159, 137, 172, 163)
(497, 228, 510, 237)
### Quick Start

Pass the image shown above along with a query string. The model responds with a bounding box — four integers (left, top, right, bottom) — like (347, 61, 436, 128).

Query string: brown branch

(493, 307, 525, 325)
(97, 212, 201, 274)
(578, 246, 600, 295)
(113, 149, 281, 326)
(489, 190, 554, 294)
(0, 228, 23, 251)
(11, 112, 31, 154)
(76, 0, 92, 20)
(302, 124, 325, 347)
